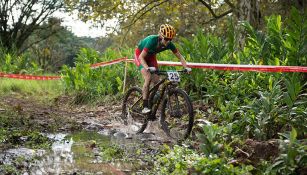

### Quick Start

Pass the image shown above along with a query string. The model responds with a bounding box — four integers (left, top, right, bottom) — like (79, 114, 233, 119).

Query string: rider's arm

(139, 50, 149, 70)
(174, 51, 189, 68)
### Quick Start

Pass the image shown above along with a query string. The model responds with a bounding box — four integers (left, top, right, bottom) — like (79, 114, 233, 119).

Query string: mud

(0, 94, 172, 174)
(0, 94, 287, 174)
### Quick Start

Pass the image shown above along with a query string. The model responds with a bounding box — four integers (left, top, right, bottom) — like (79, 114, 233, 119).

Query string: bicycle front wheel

(160, 88, 194, 141)
(122, 87, 148, 134)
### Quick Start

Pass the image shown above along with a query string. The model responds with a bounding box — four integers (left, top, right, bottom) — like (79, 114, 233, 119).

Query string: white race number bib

(167, 71, 180, 82)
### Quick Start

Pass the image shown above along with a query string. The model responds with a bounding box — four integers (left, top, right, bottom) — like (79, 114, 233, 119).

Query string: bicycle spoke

(161, 88, 194, 141)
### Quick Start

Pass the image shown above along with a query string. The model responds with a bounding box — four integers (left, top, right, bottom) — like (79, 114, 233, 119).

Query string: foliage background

(0, 1, 306, 174)
(59, 8, 306, 174)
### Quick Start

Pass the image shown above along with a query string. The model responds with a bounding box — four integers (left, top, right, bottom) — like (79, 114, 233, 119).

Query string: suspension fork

(166, 85, 180, 115)
(173, 89, 180, 110)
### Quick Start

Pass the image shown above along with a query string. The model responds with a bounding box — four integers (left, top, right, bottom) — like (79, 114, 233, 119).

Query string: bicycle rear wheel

(160, 88, 194, 141)
(122, 87, 148, 134)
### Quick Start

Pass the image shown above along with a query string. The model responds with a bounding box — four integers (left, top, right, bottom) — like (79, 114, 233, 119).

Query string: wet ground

(0, 95, 173, 174)
(0, 94, 285, 174)
(0, 131, 165, 174)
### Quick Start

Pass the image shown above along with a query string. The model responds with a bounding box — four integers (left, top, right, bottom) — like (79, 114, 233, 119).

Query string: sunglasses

(163, 37, 172, 41)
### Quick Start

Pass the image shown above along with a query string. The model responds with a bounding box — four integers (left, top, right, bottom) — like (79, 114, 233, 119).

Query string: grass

(0, 77, 123, 106)
(0, 78, 64, 100)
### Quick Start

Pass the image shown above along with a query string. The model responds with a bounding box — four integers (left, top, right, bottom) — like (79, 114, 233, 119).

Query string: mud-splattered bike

(122, 69, 194, 141)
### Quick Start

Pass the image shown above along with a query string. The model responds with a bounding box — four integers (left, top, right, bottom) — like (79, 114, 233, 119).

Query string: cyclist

(134, 24, 191, 114)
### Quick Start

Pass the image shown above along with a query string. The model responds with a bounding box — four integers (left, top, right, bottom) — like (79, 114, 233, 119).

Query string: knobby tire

(122, 86, 148, 134)
(160, 88, 194, 141)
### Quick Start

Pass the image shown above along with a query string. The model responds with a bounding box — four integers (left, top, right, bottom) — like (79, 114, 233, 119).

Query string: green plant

(197, 124, 227, 156)
(99, 144, 125, 162)
(253, 83, 283, 140)
(26, 131, 51, 149)
(153, 145, 253, 175)
(241, 7, 306, 67)
(282, 74, 307, 138)
(61, 47, 138, 103)
(0, 48, 43, 74)
(267, 128, 307, 175)
(0, 164, 18, 175)
(283, 7, 307, 66)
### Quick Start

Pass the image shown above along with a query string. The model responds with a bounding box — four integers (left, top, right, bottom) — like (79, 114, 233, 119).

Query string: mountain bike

(122, 69, 194, 141)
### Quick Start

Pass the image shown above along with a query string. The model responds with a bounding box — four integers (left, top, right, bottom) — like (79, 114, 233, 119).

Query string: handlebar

(150, 69, 190, 75)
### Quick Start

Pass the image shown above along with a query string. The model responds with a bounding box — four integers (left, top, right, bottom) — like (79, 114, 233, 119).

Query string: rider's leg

(150, 59, 160, 99)
(141, 67, 151, 99)
(140, 56, 158, 114)
(141, 66, 151, 114)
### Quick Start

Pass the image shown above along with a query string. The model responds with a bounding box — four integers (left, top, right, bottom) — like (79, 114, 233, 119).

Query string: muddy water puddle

(0, 120, 169, 175)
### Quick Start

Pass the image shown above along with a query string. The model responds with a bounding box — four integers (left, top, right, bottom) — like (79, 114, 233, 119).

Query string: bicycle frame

(148, 78, 175, 118)
(123, 69, 193, 140)
(130, 75, 177, 119)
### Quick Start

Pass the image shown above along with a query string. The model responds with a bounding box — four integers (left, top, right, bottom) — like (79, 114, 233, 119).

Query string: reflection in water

(30, 133, 75, 174)
(0, 128, 162, 174)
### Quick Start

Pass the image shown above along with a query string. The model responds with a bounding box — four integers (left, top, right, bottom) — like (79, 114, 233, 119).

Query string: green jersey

(137, 35, 177, 55)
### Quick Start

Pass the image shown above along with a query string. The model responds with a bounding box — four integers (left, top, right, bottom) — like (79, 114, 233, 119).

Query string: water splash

(30, 133, 75, 174)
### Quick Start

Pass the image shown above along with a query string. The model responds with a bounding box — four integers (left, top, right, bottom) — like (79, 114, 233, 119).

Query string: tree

(27, 19, 101, 72)
(0, 0, 64, 53)
(65, 0, 227, 46)
(64, 0, 261, 46)
(64, 0, 305, 49)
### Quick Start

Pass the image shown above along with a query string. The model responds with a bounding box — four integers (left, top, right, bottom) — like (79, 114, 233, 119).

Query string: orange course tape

(90, 57, 128, 69)
(154, 60, 307, 73)
(0, 72, 61, 80)
(1, 58, 307, 80)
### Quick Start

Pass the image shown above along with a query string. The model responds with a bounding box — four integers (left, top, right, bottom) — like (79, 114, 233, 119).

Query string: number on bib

(167, 71, 180, 82)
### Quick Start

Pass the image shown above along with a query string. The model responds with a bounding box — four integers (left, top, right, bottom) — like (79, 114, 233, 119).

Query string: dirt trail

(0, 94, 169, 142)
(0, 95, 122, 131)
(0, 95, 167, 174)
(0, 94, 285, 174)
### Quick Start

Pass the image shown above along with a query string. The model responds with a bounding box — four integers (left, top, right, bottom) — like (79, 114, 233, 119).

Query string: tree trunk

(236, 0, 261, 47)
(238, 0, 261, 29)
